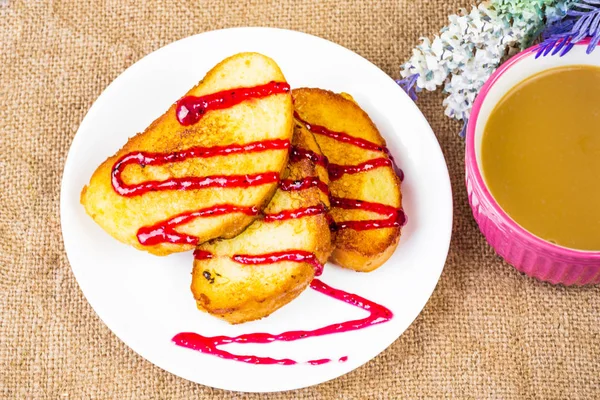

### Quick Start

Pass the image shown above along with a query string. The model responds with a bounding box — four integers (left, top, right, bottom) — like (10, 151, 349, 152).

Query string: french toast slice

(81, 53, 293, 256)
(292, 88, 404, 272)
(191, 123, 332, 324)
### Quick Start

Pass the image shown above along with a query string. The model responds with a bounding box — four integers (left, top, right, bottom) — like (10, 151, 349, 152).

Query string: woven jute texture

(1, 0, 600, 398)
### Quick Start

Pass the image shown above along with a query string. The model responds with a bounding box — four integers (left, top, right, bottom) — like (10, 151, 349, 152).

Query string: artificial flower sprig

(397, 0, 600, 137)
(537, 0, 600, 56)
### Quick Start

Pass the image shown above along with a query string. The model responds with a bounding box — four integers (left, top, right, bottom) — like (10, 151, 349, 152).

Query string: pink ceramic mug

(465, 39, 600, 285)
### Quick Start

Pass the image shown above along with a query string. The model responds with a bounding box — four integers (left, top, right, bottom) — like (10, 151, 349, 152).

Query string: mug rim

(466, 37, 600, 259)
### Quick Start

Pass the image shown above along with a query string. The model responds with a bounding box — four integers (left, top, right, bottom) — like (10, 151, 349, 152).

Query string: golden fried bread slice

(191, 124, 332, 324)
(292, 88, 403, 272)
(81, 53, 293, 256)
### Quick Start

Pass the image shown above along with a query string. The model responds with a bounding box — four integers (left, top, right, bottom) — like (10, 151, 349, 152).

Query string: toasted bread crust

(292, 88, 402, 272)
(330, 234, 400, 272)
(80, 53, 293, 255)
(191, 124, 332, 324)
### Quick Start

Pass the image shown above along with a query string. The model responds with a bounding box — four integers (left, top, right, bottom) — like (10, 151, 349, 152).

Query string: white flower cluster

(401, 4, 517, 123)
(399, 0, 572, 130)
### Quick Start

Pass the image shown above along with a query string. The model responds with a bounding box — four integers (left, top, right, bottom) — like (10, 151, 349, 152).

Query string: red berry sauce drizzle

(176, 81, 290, 126)
(174, 111, 403, 366)
(173, 266, 393, 365)
(112, 138, 289, 247)
(330, 197, 406, 231)
(289, 146, 328, 168)
(327, 157, 392, 181)
(110, 83, 399, 365)
(293, 112, 407, 231)
(263, 204, 327, 223)
(137, 204, 260, 246)
(233, 250, 325, 277)
(111, 82, 291, 247)
(278, 176, 330, 196)
(111, 139, 290, 197)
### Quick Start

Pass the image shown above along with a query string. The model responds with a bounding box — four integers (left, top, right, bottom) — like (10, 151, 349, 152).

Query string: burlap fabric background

(2, 0, 600, 398)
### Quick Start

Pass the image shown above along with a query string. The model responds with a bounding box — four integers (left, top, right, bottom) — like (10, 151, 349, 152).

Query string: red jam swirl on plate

(172, 278, 393, 365)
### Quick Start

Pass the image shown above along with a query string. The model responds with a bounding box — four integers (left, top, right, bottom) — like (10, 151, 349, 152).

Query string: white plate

(60, 28, 452, 393)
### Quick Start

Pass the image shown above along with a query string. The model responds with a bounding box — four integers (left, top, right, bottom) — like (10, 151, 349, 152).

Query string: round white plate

(60, 28, 452, 393)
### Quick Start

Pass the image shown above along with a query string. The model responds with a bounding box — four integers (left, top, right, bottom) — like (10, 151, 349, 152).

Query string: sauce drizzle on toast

(263, 204, 327, 223)
(176, 81, 290, 126)
(111, 82, 291, 247)
(330, 197, 407, 231)
(136, 205, 260, 246)
(231, 250, 324, 277)
(293, 113, 406, 232)
(178, 111, 396, 364)
(278, 176, 330, 195)
(111, 139, 290, 197)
